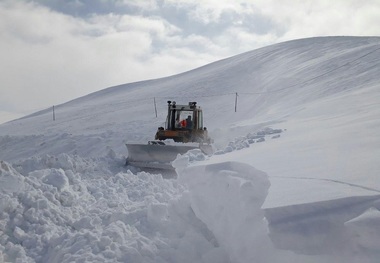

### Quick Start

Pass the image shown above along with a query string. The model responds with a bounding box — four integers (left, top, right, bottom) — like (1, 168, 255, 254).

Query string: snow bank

(264, 193, 380, 261)
(2, 150, 378, 262)
(3, 154, 266, 263)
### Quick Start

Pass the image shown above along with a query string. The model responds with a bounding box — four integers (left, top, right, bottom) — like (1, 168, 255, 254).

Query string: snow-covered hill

(1, 36, 380, 262)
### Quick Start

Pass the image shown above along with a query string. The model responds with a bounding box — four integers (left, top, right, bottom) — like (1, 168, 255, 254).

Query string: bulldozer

(126, 101, 213, 171)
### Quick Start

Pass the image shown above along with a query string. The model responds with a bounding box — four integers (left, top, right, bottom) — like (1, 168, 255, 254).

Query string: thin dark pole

(154, 97, 158, 117)
(235, 92, 238, 112)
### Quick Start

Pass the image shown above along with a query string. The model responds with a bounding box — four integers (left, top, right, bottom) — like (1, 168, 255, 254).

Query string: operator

(186, 115, 193, 129)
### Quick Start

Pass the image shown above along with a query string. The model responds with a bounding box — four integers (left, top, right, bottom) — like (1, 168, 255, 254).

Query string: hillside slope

(1, 36, 379, 159)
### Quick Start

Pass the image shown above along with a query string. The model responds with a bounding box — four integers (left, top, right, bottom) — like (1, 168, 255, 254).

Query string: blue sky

(1, 0, 379, 123)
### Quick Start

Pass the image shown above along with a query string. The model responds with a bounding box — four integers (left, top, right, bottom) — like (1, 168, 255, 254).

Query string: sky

(1, 0, 380, 124)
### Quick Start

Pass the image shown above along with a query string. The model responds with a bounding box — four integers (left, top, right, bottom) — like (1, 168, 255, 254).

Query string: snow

(345, 207, 380, 251)
(1, 36, 380, 262)
(177, 162, 272, 262)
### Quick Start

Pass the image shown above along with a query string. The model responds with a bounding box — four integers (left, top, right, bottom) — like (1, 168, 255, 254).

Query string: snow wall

(0, 155, 273, 263)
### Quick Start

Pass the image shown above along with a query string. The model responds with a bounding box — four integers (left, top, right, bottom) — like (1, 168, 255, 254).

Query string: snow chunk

(41, 168, 69, 191)
(172, 154, 189, 172)
(13, 226, 27, 242)
(0, 161, 25, 193)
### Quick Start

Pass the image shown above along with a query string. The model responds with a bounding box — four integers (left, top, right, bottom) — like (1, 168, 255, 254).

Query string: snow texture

(1, 36, 380, 262)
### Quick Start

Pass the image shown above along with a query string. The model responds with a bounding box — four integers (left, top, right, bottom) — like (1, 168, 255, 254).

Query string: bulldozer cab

(167, 101, 203, 131)
(155, 101, 210, 143)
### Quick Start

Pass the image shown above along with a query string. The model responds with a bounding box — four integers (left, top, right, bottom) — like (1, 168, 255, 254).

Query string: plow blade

(126, 142, 213, 171)
(126, 143, 197, 170)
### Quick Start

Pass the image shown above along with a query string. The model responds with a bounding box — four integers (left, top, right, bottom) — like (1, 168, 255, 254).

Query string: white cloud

(164, 0, 254, 24)
(0, 1, 224, 118)
(117, 0, 159, 11)
(215, 26, 278, 53)
(254, 0, 380, 41)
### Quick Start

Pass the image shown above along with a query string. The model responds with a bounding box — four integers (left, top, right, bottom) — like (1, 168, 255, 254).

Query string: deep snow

(1, 36, 380, 262)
